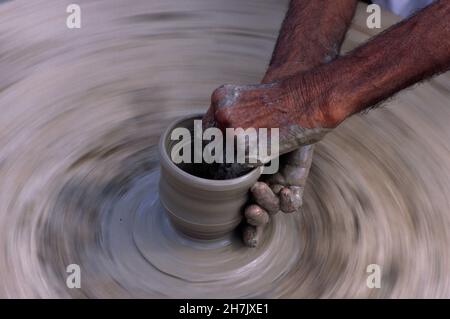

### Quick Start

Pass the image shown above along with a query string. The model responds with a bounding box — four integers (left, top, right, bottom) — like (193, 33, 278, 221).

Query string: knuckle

(211, 84, 241, 108)
(215, 108, 233, 129)
(211, 85, 227, 106)
(251, 182, 280, 213)
(245, 205, 269, 226)
(250, 181, 267, 194)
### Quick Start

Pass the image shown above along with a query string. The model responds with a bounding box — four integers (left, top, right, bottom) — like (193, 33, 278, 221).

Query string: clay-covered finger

(242, 225, 263, 248)
(245, 204, 270, 226)
(283, 165, 310, 186)
(279, 187, 300, 213)
(289, 186, 304, 210)
(283, 146, 315, 186)
(285, 145, 314, 167)
(250, 182, 280, 214)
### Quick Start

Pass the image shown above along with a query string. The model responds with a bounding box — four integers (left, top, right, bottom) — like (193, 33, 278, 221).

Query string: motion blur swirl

(1, 0, 450, 298)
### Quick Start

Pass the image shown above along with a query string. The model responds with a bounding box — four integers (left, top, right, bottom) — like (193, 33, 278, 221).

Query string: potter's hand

(203, 0, 358, 247)
(209, 0, 450, 248)
(242, 145, 314, 247)
(203, 78, 335, 248)
(204, 78, 336, 156)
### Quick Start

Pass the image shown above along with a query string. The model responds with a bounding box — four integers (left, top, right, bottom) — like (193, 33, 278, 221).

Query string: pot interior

(164, 116, 253, 180)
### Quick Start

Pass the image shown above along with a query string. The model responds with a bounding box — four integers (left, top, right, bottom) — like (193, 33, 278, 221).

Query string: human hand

(204, 77, 334, 156)
(203, 79, 331, 247)
(242, 144, 314, 247)
(203, 0, 357, 247)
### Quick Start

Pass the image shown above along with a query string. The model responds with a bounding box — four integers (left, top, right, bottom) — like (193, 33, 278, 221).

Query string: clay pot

(159, 114, 262, 240)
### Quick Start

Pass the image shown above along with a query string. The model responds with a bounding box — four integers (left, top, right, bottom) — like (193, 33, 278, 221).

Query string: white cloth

(373, 0, 435, 17)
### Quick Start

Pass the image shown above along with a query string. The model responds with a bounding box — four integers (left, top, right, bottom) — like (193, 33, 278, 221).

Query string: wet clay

(1, 0, 450, 298)
(166, 114, 252, 180)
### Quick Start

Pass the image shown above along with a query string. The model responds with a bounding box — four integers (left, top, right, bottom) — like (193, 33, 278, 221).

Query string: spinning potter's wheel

(1, 0, 450, 298)
(106, 171, 302, 297)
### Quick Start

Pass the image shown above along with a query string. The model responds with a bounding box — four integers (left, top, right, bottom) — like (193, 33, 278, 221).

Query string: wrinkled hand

(203, 77, 333, 248)
(242, 145, 314, 247)
(204, 78, 333, 157)
(202, 0, 356, 247)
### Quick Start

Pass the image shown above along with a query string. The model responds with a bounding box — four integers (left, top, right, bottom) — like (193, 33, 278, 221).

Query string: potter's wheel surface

(1, 0, 450, 298)
(106, 171, 301, 298)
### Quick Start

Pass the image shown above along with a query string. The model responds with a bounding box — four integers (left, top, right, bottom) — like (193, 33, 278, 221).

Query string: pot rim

(159, 113, 262, 191)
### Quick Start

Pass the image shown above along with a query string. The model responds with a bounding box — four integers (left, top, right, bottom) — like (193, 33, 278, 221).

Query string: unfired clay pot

(159, 114, 262, 240)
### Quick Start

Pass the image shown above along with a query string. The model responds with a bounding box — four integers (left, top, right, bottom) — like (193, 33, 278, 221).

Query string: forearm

(203, 0, 450, 156)
(263, 0, 357, 82)
(204, 0, 357, 129)
(292, 0, 450, 127)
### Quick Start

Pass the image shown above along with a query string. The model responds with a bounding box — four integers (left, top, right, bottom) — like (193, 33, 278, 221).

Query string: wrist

(280, 68, 341, 129)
